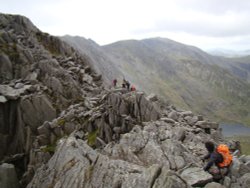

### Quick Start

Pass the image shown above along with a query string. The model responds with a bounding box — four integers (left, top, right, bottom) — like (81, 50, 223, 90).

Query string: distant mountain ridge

(62, 36, 250, 125)
(207, 48, 250, 58)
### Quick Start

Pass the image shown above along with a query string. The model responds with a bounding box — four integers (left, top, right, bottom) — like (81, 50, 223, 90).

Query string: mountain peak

(0, 13, 40, 34)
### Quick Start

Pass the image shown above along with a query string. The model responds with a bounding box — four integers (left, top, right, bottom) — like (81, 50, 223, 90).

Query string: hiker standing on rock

(126, 80, 130, 90)
(122, 78, 127, 88)
(131, 85, 136, 91)
(113, 79, 117, 88)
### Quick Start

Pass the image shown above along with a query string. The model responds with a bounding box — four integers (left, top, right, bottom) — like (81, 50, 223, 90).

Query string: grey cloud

(151, 17, 250, 38)
(132, 18, 250, 39)
(133, 0, 250, 38)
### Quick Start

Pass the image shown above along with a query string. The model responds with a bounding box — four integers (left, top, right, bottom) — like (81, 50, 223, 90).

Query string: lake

(219, 123, 250, 137)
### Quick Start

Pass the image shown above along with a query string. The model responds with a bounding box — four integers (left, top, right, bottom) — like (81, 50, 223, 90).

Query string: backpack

(216, 144, 233, 168)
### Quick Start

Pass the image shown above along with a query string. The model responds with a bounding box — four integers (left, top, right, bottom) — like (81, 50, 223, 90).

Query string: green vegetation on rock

(41, 144, 56, 154)
(57, 118, 65, 126)
(87, 129, 99, 147)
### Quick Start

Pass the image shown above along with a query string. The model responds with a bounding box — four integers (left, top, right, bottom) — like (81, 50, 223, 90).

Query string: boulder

(37, 121, 51, 136)
(231, 157, 241, 177)
(223, 176, 231, 187)
(0, 95, 7, 103)
(107, 92, 161, 123)
(14, 83, 24, 89)
(20, 94, 56, 131)
(37, 134, 50, 145)
(240, 173, 250, 188)
(168, 111, 178, 121)
(63, 122, 76, 135)
(204, 182, 225, 188)
(92, 74, 102, 81)
(153, 169, 188, 188)
(195, 121, 219, 130)
(172, 127, 186, 142)
(240, 155, 250, 163)
(0, 84, 32, 100)
(121, 164, 162, 188)
(45, 76, 63, 94)
(186, 116, 198, 125)
(25, 71, 38, 81)
(180, 167, 213, 187)
(146, 93, 158, 102)
(197, 115, 203, 121)
(160, 118, 175, 124)
(180, 111, 193, 117)
(175, 156, 185, 170)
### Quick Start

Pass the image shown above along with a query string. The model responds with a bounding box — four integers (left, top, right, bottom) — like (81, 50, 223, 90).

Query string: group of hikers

(202, 141, 233, 182)
(112, 78, 136, 91)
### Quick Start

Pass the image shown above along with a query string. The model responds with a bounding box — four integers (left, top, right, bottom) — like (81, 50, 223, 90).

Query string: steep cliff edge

(0, 13, 102, 186)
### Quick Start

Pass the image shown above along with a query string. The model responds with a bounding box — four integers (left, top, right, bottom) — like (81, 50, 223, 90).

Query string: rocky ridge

(0, 13, 250, 188)
(0, 13, 102, 187)
(27, 90, 250, 188)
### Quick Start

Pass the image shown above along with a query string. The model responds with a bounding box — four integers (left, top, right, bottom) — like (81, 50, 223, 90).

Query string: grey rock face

(153, 169, 189, 188)
(25, 87, 250, 188)
(0, 94, 56, 162)
(0, 13, 105, 188)
(0, 163, 19, 188)
(168, 110, 179, 121)
(0, 85, 32, 100)
(20, 94, 56, 132)
(107, 92, 161, 123)
(0, 95, 7, 103)
(27, 136, 162, 188)
(27, 108, 216, 188)
(160, 117, 175, 124)
(181, 167, 213, 186)
(240, 173, 250, 188)
(0, 54, 13, 82)
(146, 93, 158, 102)
(204, 182, 226, 188)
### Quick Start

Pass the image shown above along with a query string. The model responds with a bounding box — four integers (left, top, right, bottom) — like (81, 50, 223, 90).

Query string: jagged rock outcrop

(25, 91, 162, 180)
(0, 13, 103, 187)
(26, 90, 249, 188)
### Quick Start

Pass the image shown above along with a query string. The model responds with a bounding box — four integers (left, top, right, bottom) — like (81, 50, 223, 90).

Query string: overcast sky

(1, 0, 250, 51)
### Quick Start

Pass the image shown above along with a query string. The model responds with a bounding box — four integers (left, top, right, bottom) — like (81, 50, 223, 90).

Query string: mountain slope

(102, 38, 250, 124)
(61, 35, 124, 85)
(61, 37, 250, 125)
(227, 56, 250, 82)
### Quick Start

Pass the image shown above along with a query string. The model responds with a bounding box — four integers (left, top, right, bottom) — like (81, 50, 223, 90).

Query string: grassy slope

(103, 39, 250, 126)
(226, 136, 250, 155)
